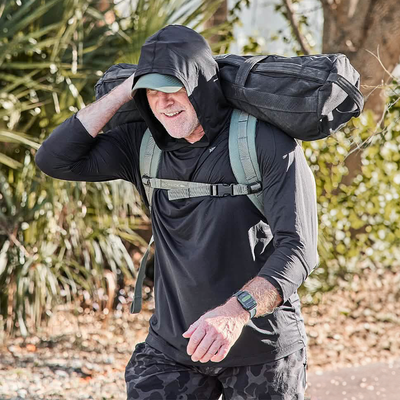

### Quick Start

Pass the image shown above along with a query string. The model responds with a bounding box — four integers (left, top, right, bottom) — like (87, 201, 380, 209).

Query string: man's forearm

(182, 276, 283, 363)
(77, 74, 134, 137)
(224, 276, 283, 320)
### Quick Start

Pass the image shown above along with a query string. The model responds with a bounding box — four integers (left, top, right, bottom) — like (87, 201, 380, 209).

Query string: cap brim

(131, 73, 183, 96)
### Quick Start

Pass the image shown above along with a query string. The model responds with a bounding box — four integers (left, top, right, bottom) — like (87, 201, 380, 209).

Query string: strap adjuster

(142, 175, 151, 186)
(211, 183, 234, 197)
(247, 182, 262, 194)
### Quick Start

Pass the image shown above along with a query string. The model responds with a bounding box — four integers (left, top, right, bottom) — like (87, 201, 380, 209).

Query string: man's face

(146, 88, 204, 143)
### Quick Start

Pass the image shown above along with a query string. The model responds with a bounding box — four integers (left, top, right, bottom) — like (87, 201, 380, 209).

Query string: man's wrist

(123, 74, 135, 101)
(234, 290, 257, 319)
(223, 297, 251, 324)
(113, 79, 133, 105)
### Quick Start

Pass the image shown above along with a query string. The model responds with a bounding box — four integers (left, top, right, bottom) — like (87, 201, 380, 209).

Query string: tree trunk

(319, 0, 400, 184)
(205, 0, 228, 45)
(320, 0, 400, 116)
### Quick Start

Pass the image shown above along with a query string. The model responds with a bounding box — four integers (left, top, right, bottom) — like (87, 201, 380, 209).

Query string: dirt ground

(305, 266, 400, 400)
(1, 266, 399, 399)
(307, 358, 400, 400)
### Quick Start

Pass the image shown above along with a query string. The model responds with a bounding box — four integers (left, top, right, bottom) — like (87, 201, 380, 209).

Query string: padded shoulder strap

(139, 128, 162, 208)
(130, 235, 154, 314)
(133, 129, 161, 314)
(229, 110, 264, 215)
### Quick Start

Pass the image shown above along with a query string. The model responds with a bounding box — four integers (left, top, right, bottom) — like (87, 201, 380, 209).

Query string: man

(36, 25, 318, 399)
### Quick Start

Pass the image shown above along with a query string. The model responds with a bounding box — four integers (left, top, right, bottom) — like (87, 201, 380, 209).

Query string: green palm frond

(0, 153, 22, 169)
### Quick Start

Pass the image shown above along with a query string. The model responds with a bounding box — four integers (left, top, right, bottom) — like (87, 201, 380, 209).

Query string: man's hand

(182, 298, 249, 363)
(77, 73, 135, 137)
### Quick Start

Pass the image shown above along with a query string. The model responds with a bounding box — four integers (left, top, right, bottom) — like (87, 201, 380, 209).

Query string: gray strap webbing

(229, 110, 264, 215)
(133, 130, 159, 314)
(235, 55, 268, 86)
(130, 236, 154, 313)
(327, 73, 364, 113)
(142, 177, 260, 200)
(139, 129, 162, 208)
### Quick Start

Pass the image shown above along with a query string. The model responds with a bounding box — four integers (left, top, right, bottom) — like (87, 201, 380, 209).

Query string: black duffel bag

(95, 53, 363, 141)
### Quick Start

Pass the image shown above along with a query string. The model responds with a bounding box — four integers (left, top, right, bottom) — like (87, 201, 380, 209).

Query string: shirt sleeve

(35, 114, 147, 188)
(255, 121, 319, 303)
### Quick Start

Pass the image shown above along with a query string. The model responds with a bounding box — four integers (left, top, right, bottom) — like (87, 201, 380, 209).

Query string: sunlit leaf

(0, 130, 40, 149)
(0, 153, 23, 169)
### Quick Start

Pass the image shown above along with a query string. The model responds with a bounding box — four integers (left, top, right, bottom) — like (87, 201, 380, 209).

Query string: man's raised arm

(35, 74, 144, 183)
(77, 74, 134, 137)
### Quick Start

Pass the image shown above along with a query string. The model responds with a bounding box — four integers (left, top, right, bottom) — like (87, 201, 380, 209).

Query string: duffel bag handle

(235, 55, 268, 86)
(327, 73, 364, 115)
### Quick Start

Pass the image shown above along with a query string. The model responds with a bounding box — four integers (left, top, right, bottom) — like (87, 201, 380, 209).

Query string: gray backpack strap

(132, 130, 161, 314)
(139, 128, 162, 208)
(229, 109, 264, 215)
(130, 236, 154, 314)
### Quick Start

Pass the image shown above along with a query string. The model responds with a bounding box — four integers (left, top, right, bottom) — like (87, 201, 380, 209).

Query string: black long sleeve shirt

(36, 112, 318, 367)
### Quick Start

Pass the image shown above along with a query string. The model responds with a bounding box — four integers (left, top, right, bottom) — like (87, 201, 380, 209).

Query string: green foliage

(229, 0, 251, 27)
(241, 36, 263, 54)
(0, 157, 147, 335)
(302, 82, 400, 296)
(0, 0, 231, 336)
(0, 0, 145, 336)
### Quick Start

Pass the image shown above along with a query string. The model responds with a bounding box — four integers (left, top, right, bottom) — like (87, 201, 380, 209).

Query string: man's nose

(158, 92, 174, 108)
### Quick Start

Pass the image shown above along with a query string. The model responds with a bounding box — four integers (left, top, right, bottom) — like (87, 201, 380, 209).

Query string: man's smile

(161, 110, 183, 118)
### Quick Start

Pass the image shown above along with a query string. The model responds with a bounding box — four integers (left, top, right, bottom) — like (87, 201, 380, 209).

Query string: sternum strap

(142, 176, 261, 200)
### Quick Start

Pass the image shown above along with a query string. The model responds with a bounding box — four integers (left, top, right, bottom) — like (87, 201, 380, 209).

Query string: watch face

(238, 291, 257, 310)
(241, 293, 252, 302)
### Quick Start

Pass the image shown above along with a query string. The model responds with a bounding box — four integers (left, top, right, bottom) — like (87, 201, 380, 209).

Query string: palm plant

(0, 0, 232, 336)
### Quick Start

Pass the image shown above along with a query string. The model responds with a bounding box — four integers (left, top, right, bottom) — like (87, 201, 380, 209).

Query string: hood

(133, 25, 231, 151)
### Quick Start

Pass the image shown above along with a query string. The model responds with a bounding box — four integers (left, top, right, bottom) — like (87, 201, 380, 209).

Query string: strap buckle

(211, 183, 234, 197)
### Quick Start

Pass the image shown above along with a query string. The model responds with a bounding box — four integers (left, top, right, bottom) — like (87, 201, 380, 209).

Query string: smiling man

(36, 25, 318, 399)
(136, 74, 205, 143)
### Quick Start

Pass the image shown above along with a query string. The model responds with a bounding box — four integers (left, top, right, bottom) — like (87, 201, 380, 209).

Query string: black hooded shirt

(35, 25, 318, 367)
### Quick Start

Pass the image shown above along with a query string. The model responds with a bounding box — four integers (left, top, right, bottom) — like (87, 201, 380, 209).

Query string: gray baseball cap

(131, 73, 183, 96)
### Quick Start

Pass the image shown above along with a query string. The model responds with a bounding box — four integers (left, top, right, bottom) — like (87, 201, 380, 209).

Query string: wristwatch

(234, 290, 257, 319)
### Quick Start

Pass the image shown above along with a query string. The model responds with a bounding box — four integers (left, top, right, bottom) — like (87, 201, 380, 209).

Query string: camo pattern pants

(125, 342, 307, 400)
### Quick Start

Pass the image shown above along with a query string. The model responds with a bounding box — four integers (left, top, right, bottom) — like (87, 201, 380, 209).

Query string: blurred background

(1, 0, 400, 399)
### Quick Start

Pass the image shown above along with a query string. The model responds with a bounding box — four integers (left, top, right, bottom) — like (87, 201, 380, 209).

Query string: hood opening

(133, 25, 231, 151)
